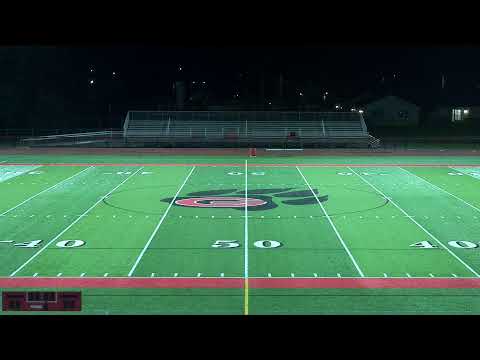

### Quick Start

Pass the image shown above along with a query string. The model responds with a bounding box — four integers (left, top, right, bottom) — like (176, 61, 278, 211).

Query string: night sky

(84, 46, 480, 98)
(1, 46, 480, 129)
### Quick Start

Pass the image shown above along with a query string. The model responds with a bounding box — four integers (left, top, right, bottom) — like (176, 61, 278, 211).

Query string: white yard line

(10, 167, 143, 277)
(296, 166, 365, 277)
(348, 167, 480, 278)
(127, 166, 196, 277)
(400, 167, 480, 214)
(0, 166, 93, 217)
(244, 160, 249, 280)
(0, 161, 6, 164)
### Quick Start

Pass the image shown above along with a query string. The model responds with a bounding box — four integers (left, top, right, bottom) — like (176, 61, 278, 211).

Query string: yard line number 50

(212, 240, 282, 249)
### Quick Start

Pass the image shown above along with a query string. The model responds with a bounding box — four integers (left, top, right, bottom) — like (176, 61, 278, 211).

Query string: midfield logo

(162, 188, 328, 211)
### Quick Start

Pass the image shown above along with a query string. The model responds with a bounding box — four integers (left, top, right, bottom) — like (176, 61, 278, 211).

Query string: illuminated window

(452, 109, 463, 122)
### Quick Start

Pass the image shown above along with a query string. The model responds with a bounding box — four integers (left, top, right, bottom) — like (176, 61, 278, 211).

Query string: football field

(2, 152, 480, 314)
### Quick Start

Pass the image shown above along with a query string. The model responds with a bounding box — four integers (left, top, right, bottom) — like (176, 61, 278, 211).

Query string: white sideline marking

(401, 167, 480, 214)
(128, 166, 196, 277)
(297, 166, 365, 277)
(349, 167, 480, 278)
(10, 167, 143, 277)
(0, 240, 13, 243)
(244, 160, 249, 280)
(0, 166, 93, 217)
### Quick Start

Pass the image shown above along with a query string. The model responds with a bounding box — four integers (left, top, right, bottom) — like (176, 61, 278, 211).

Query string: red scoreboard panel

(2, 291, 82, 312)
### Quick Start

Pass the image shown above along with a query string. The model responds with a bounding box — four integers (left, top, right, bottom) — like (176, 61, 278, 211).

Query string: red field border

(2, 163, 480, 168)
(3, 277, 480, 289)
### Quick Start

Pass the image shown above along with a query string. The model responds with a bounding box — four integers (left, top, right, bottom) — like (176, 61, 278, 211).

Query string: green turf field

(1, 153, 480, 314)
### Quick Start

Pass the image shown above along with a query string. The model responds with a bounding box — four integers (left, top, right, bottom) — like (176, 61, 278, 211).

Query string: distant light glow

(464, 109, 469, 114)
(299, 92, 303, 96)
(335, 105, 339, 109)
(350, 108, 356, 112)
(359, 110, 364, 113)
(89, 80, 94, 85)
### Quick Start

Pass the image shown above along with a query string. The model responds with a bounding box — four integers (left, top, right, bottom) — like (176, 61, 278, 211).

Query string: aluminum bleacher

(123, 111, 380, 148)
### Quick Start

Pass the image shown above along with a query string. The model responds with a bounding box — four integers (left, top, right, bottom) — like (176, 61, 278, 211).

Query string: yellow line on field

(244, 278, 249, 315)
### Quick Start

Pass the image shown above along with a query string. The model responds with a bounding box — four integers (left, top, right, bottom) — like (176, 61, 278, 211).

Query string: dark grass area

(3, 288, 480, 315)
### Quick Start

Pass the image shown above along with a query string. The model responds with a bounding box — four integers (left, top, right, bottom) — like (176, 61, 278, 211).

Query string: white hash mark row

(15, 272, 471, 278)
(1, 214, 478, 221)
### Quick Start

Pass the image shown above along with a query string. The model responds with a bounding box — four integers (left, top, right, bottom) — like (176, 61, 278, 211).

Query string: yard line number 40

(0, 240, 85, 248)
(410, 240, 479, 249)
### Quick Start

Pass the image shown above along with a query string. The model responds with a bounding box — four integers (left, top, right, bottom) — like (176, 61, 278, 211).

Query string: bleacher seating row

(123, 111, 378, 147)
